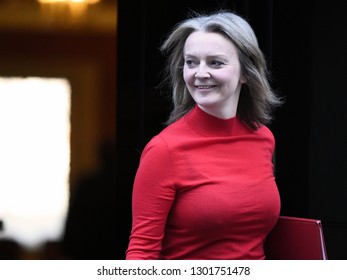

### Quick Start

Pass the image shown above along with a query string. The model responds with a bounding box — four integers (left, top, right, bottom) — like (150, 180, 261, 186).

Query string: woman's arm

(126, 136, 176, 259)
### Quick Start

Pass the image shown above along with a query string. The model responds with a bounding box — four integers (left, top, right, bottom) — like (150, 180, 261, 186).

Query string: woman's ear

(240, 76, 247, 84)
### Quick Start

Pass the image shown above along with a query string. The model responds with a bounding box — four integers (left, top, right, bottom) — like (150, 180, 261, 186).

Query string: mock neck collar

(184, 106, 252, 137)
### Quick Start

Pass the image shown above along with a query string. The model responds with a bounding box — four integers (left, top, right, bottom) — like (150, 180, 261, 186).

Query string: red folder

(264, 216, 328, 260)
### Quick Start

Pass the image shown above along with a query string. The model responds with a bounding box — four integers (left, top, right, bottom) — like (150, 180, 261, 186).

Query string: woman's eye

(210, 60, 224, 67)
(185, 59, 198, 67)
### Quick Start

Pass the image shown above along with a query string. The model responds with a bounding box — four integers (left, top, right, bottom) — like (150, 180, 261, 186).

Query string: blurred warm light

(38, 0, 100, 4)
(0, 0, 117, 33)
(38, 0, 101, 18)
(0, 77, 71, 249)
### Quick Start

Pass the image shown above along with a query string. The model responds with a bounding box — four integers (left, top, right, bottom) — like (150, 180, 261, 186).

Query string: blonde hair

(161, 11, 282, 129)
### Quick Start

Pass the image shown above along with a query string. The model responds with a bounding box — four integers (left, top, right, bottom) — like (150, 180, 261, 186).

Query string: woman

(126, 11, 282, 260)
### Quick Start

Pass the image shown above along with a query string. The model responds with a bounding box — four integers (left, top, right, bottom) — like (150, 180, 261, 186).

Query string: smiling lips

(195, 85, 216, 89)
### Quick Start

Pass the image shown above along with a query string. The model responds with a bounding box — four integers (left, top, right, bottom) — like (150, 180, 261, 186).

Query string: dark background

(0, 0, 117, 260)
(116, 0, 347, 259)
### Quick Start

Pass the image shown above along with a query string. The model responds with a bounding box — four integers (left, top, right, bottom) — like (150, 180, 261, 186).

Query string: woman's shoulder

(153, 116, 188, 141)
(143, 134, 169, 154)
(256, 124, 274, 136)
(138, 135, 171, 167)
(238, 118, 275, 141)
(253, 125, 276, 151)
(141, 117, 188, 156)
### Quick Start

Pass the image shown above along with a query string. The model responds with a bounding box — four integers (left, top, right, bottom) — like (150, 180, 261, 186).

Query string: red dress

(126, 106, 280, 259)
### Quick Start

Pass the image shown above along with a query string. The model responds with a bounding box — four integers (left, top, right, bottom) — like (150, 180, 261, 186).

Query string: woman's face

(183, 31, 245, 119)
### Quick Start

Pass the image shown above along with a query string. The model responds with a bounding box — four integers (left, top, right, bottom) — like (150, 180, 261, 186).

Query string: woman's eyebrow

(184, 53, 229, 59)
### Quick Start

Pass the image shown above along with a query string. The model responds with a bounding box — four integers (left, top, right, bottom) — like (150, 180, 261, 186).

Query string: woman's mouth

(195, 85, 216, 89)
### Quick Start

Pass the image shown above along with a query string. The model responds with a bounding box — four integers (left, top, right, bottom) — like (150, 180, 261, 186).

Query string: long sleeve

(126, 136, 176, 259)
(126, 106, 280, 260)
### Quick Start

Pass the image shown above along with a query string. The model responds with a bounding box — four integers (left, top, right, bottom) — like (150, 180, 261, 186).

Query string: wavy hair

(161, 11, 282, 129)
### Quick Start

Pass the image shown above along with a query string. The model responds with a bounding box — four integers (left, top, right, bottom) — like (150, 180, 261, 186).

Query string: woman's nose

(195, 64, 210, 78)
